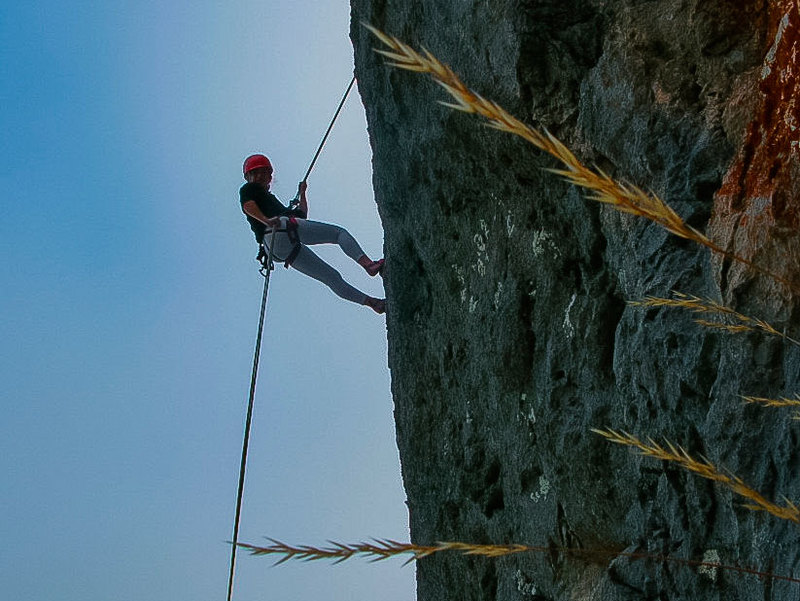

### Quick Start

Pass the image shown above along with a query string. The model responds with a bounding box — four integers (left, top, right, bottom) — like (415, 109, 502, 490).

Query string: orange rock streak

(710, 0, 800, 296)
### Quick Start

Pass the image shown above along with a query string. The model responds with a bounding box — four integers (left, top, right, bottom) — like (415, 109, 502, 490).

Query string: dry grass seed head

(365, 24, 713, 245)
(366, 24, 800, 293)
(592, 428, 800, 524)
(238, 537, 535, 566)
(743, 394, 800, 409)
(238, 534, 800, 585)
(628, 292, 800, 346)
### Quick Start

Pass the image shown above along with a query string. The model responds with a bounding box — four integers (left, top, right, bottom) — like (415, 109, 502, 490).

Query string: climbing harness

(281, 217, 302, 269)
(255, 218, 301, 271)
(227, 74, 357, 601)
(289, 75, 356, 209)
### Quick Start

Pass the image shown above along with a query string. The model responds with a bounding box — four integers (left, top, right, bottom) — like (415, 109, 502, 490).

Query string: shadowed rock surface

(350, 1, 800, 599)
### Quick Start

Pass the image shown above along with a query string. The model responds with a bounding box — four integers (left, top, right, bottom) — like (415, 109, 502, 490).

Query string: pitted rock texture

(350, 1, 800, 600)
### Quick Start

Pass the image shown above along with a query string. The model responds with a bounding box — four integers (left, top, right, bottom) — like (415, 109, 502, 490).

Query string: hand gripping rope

(226, 74, 356, 601)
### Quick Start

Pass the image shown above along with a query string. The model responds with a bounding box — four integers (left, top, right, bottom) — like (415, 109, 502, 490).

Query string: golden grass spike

(238, 538, 534, 565)
(593, 428, 800, 524)
(743, 394, 800, 409)
(237, 535, 800, 585)
(364, 25, 713, 245)
(630, 292, 747, 319)
(364, 24, 800, 292)
(627, 292, 800, 346)
(694, 320, 754, 334)
(236, 538, 442, 565)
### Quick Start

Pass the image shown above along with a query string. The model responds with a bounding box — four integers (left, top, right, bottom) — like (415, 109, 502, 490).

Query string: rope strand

(290, 75, 357, 209)
(302, 75, 356, 183)
(227, 225, 278, 601)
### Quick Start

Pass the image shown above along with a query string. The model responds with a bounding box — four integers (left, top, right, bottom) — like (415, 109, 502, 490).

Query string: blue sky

(1, 2, 413, 600)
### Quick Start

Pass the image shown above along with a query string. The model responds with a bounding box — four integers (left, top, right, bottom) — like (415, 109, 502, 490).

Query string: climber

(239, 153, 386, 314)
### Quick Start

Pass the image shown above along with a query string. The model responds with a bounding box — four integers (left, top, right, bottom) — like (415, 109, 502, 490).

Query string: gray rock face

(350, 1, 800, 599)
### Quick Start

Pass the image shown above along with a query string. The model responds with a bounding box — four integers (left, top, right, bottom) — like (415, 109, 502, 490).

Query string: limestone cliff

(350, 1, 800, 599)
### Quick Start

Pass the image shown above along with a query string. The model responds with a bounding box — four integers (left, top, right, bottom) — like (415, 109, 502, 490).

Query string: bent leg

(290, 244, 369, 305)
(294, 219, 366, 262)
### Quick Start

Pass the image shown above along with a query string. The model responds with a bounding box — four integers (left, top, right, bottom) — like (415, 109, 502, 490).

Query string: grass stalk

(743, 394, 800, 409)
(744, 394, 800, 420)
(629, 292, 800, 346)
(237, 537, 800, 585)
(365, 24, 797, 293)
(592, 428, 800, 524)
(236, 538, 531, 565)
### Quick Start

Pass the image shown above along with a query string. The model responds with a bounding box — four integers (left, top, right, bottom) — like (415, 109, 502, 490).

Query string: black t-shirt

(239, 182, 307, 242)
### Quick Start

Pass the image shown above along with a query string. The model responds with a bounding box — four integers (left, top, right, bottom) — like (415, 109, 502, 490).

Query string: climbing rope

(290, 74, 356, 208)
(227, 74, 357, 601)
(226, 225, 277, 601)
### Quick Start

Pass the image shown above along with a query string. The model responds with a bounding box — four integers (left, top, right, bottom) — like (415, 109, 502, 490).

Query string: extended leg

(294, 219, 367, 261)
(295, 219, 384, 277)
(289, 244, 370, 306)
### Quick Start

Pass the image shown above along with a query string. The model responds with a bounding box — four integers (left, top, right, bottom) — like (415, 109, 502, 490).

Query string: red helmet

(243, 154, 272, 176)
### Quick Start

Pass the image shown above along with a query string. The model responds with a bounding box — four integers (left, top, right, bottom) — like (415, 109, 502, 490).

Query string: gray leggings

(266, 217, 369, 305)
